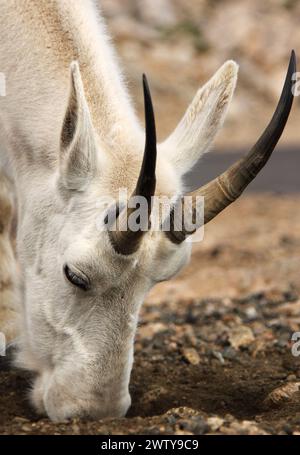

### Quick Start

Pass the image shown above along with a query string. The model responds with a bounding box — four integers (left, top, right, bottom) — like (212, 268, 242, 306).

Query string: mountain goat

(0, 0, 296, 421)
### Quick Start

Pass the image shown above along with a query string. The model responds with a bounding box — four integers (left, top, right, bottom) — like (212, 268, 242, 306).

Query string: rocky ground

(1, 195, 300, 435)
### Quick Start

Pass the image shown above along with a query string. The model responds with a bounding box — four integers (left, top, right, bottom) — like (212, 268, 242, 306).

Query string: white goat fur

(0, 0, 238, 421)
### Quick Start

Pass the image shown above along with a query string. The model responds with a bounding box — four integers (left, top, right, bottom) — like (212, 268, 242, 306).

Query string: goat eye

(63, 265, 90, 291)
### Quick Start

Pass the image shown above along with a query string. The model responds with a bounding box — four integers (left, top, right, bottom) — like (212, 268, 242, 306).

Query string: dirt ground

(1, 194, 300, 435)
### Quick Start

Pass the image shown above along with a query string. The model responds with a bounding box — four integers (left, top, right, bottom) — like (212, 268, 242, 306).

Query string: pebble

(225, 420, 268, 435)
(182, 348, 200, 365)
(167, 342, 178, 353)
(282, 424, 293, 435)
(179, 416, 210, 435)
(138, 322, 168, 339)
(207, 416, 224, 431)
(71, 423, 81, 435)
(244, 306, 258, 321)
(228, 325, 255, 349)
(212, 350, 225, 364)
(222, 346, 237, 360)
(21, 424, 32, 432)
(263, 382, 300, 407)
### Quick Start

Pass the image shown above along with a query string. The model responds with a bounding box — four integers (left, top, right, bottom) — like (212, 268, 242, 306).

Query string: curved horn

(109, 75, 157, 255)
(166, 50, 296, 244)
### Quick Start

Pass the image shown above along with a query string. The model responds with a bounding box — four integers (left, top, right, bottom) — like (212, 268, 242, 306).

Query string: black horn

(109, 75, 157, 255)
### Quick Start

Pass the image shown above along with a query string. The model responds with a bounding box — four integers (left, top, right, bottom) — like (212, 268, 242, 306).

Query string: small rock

(71, 423, 81, 434)
(263, 382, 300, 407)
(139, 322, 168, 339)
(135, 342, 143, 352)
(174, 429, 194, 436)
(244, 306, 258, 320)
(278, 300, 300, 317)
(207, 416, 224, 431)
(179, 416, 210, 435)
(166, 415, 177, 425)
(224, 414, 235, 423)
(282, 424, 293, 435)
(167, 341, 178, 353)
(21, 424, 32, 432)
(228, 325, 255, 349)
(228, 420, 268, 435)
(212, 350, 225, 364)
(222, 346, 237, 360)
(182, 348, 200, 365)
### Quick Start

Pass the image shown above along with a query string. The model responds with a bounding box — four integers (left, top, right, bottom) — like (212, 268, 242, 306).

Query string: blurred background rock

(101, 0, 300, 148)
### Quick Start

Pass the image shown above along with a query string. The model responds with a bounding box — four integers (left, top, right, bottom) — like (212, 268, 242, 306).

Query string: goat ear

(160, 61, 238, 175)
(59, 61, 97, 190)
